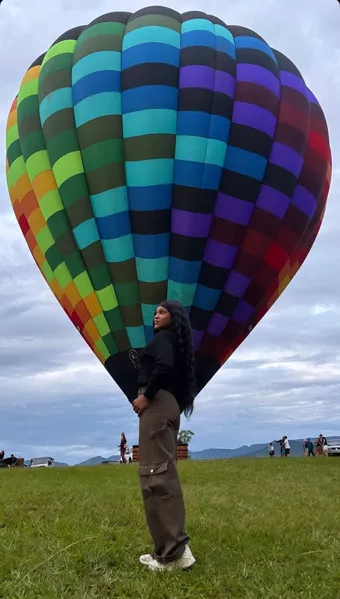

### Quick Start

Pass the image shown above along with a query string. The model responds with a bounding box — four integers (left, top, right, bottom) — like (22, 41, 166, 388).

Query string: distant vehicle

(327, 440, 340, 457)
(30, 457, 55, 468)
(120, 447, 133, 464)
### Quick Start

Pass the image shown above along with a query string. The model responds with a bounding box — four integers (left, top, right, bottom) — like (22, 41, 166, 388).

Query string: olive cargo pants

(138, 388, 190, 563)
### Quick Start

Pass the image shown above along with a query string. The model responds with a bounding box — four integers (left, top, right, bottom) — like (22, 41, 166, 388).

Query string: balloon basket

(132, 443, 188, 462)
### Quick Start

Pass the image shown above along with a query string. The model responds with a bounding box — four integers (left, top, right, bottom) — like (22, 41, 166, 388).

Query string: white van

(30, 457, 55, 468)
(120, 447, 133, 463)
(328, 440, 340, 457)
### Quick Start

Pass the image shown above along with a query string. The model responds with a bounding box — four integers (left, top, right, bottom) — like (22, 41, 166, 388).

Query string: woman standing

(283, 436, 290, 457)
(315, 435, 323, 456)
(120, 432, 127, 464)
(132, 301, 196, 571)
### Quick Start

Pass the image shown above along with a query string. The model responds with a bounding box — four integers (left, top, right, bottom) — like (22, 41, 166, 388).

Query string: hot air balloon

(5, 7, 332, 402)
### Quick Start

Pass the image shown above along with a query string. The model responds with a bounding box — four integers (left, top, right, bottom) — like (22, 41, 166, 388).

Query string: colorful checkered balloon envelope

(5, 7, 332, 401)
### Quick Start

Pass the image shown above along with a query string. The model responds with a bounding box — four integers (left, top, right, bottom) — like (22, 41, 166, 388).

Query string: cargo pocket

(138, 461, 173, 499)
(149, 420, 168, 439)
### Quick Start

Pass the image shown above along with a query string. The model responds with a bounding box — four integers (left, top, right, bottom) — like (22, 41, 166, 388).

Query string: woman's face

(154, 305, 172, 331)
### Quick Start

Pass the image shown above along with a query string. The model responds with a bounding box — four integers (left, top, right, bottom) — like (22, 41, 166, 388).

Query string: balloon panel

(6, 8, 332, 401)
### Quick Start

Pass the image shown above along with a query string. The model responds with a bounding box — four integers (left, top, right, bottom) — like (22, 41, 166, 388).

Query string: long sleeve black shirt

(137, 329, 181, 401)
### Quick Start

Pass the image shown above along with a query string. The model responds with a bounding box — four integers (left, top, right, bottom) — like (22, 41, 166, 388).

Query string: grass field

(1, 458, 340, 599)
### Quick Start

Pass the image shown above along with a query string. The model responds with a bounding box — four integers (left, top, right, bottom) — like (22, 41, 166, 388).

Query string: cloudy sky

(0, 0, 339, 465)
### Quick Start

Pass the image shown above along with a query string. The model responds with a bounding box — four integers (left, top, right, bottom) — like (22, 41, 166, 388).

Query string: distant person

(303, 440, 309, 456)
(315, 435, 323, 456)
(283, 436, 290, 457)
(268, 442, 275, 457)
(320, 434, 328, 457)
(119, 433, 127, 464)
(306, 439, 314, 457)
(275, 438, 285, 457)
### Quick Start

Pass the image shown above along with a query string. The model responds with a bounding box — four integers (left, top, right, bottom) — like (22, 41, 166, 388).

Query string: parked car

(328, 439, 340, 457)
(30, 457, 55, 468)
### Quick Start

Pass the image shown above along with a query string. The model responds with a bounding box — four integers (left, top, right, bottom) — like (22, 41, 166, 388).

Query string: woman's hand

(132, 395, 150, 416)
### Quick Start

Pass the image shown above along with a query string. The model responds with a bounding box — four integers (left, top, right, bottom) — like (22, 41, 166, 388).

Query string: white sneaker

(139, 553, 153, 566)
(147, 545, 196, 571)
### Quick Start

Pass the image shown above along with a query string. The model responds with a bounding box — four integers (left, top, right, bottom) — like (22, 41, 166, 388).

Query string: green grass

(1, 458, 340, 598)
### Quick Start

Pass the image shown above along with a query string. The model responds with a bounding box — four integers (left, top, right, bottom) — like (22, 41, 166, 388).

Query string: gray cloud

(0, 0, 339, 463)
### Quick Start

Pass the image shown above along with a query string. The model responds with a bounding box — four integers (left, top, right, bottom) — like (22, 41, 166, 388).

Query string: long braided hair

(160, 300, 197, 417)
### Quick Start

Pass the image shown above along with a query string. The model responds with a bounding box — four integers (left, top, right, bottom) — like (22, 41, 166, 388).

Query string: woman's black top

(137, 329, 184, 405)
(120, 437, 126, 449)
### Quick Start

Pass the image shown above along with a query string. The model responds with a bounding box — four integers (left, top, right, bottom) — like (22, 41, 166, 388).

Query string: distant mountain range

(76, 455, 120, 466)
(190, 437, 340, 459)
(189, 444, 266, 460)
(190, 442, 291, 460)
(22, 438, 338, 467)
(73, 437, 340, 466)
